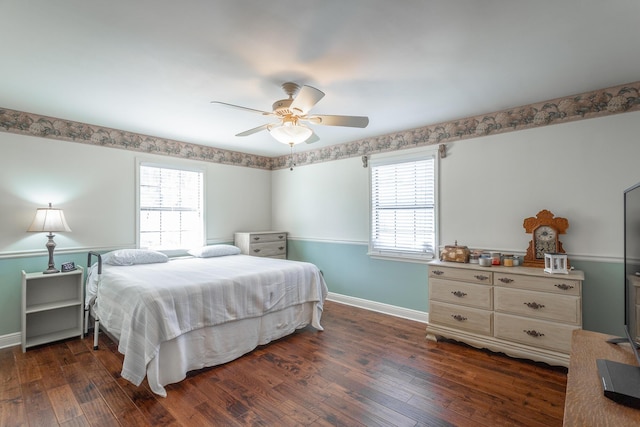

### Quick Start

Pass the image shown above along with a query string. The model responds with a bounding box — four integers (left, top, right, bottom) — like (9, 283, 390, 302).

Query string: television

(624, 182, 640, 341)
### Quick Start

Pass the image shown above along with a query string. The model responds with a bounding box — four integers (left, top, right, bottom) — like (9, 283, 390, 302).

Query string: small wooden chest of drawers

(234, 231, 287, 259)
(427, 260, 584, 367)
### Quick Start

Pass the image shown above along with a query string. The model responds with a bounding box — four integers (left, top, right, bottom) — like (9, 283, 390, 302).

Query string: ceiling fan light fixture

(268, 121, 313, 145)
(214, 82, 368, 147)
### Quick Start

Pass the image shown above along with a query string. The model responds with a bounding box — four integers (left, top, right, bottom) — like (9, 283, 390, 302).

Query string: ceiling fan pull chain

(289, 142, 296, 171)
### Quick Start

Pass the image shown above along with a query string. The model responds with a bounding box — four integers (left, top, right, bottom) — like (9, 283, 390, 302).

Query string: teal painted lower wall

(0, 242, 625, 339)
(570, 259, 624, 335)
(288, 239, 429, 312)
(288, 240, 626, 337)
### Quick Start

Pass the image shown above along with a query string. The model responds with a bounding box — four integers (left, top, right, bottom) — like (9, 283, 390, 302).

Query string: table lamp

(27, 203, 72, 274)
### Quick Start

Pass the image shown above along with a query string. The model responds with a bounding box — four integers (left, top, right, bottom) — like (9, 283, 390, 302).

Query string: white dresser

(427, 260, 584, 367)
(234, 231, 287, 259)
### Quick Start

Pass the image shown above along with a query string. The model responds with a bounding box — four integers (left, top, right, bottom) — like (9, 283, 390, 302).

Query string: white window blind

(139, 164, 204, 250)
(370, 152, 436, 259)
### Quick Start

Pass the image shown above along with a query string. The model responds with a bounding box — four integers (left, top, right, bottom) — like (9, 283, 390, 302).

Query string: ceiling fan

(211, 82, 369, 146)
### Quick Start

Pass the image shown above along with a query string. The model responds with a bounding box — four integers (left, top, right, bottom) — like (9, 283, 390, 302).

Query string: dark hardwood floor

(1, 301, 567, 426)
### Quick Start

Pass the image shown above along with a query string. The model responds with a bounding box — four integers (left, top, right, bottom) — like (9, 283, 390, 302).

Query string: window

(138, 163, 204, 251)
(369, 148, 438, 261)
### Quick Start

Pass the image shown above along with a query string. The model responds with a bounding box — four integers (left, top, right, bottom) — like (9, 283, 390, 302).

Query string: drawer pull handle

(278, 235, 285, 239)
(524, 302, 545, 309)
(498, 277, 514, 284)
(523, 329, 545, 338)
(253, 249, 261, 253)
(474, 275, 489, 281)
(432, 270, 444, 276)
(555, 283, 574, 291)
(278, 246, 285, 250)
(451, 314, 467, 322)
(451, 291, 467, 298)
(253, 237, 260, 241)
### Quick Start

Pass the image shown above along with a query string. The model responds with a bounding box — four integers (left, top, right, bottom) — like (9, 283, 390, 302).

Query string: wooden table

(564, 329, 640, 426)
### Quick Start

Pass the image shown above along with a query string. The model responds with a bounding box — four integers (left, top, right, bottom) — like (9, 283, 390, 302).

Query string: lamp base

(43, 232, 59, 274)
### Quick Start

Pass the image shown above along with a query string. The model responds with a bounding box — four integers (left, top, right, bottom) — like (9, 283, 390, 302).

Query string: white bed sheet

(90, 254, 327, 394)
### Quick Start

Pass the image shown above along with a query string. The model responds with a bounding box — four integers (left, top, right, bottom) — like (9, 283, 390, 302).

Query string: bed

(85, 246, 328, 397)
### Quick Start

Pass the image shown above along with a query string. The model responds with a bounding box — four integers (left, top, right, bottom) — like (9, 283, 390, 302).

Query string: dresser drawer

(429, 266, 493, 285)
(494, 287, 581, 324)
(248, 241, 287, 258)
(429, 301, 492, 336)
(493, 273, 580, 296)
(248, 232, 287, 244)
(494, 313, 577, 353)
(430, 278, 493, 310)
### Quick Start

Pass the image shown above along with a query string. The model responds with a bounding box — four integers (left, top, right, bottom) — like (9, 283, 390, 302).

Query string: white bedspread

(91, 254, 327, 386)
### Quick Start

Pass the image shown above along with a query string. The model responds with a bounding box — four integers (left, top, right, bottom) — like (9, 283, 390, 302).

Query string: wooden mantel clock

(522, 209, 569, 268)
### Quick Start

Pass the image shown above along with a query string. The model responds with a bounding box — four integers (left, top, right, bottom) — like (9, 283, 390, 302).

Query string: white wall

(272, 111, 640, 261)
(272, 156, 369, 244)
(0, 132, 272, 256)
(438, 113, 640, 260)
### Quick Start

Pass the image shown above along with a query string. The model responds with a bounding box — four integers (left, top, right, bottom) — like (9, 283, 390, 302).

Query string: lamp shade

(268, 122, 313, 145)
(27, 203, 72, 233)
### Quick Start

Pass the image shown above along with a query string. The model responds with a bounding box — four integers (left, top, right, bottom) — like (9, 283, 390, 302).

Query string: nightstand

(21, 267, 84, 352)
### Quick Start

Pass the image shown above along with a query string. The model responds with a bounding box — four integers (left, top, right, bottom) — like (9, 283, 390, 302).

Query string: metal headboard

(86, 251, 103, 349)
(87, 251, 102, 274)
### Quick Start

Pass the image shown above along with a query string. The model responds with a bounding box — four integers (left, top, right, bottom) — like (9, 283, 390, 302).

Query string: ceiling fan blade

(290, 85, 325, 115)
(235, 123, 270, 137)
(211, 101, 272, 116)
(307, 114, 369, 128)
(305, 131, 320, 144)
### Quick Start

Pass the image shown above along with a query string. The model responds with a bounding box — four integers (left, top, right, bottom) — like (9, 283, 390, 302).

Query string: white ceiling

(1, 1, 639, 157)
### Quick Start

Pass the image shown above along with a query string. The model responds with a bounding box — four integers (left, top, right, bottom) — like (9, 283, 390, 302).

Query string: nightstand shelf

(25, 298, 82, 314)
(25, 326, 83, 349)
(21, 267, 84, 352)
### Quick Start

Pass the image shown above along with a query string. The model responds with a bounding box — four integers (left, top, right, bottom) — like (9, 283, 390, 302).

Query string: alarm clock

(60, 261, 76, 272)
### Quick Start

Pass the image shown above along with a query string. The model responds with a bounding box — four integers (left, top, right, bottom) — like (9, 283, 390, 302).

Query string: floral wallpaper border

(0, 109, 274, 170)
(1, 80, 639, 171)
(274, 80, 640, 169)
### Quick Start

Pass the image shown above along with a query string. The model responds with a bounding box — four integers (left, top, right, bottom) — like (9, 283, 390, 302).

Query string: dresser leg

(426, 332, 439, 342)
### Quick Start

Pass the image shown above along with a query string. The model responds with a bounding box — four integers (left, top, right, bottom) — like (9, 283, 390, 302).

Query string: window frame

(136, 160, 205, 255)
(368, 146, 439, 263)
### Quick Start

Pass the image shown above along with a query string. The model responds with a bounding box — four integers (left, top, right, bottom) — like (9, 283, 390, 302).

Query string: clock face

(534, 225, 557, 258)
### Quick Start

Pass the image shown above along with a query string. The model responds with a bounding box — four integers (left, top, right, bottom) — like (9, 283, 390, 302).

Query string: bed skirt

(143, 301, 319, 396)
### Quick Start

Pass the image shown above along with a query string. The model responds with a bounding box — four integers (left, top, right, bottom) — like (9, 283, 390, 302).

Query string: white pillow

(188, 244, 241, 258)
(102, 249, 169, 266)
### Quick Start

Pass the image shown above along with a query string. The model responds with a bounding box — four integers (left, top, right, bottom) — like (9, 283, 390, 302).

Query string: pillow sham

(102, 249, 169, 266)
(188, 244, 241, 258)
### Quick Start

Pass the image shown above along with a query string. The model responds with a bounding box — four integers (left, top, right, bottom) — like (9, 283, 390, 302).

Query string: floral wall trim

(273, 80, 640, 169)
(1, 80, 639, 171)
(0, 109, 274, 170)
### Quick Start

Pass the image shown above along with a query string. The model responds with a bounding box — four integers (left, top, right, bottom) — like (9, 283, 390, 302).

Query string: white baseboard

(0, 332, 21, 350)
(0, 295, 428, 350)
(327, 292, 429, 324)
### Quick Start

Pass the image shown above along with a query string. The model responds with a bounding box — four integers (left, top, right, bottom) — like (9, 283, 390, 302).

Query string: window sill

(367, 252, 435, 264)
